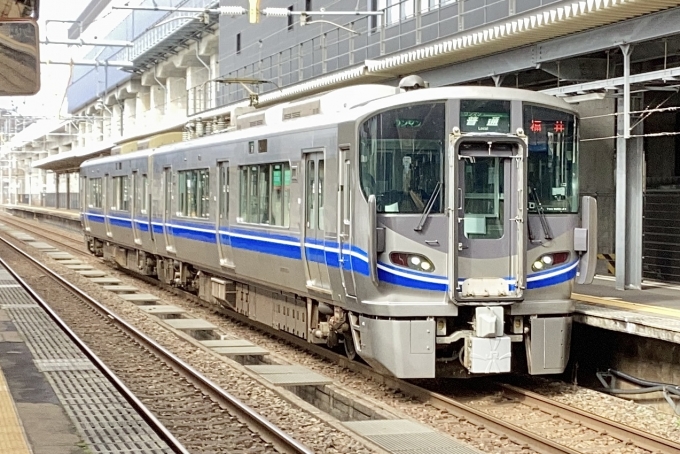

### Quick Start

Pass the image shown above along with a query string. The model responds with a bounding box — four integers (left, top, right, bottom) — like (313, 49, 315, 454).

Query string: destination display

(460, 99, 511, 133)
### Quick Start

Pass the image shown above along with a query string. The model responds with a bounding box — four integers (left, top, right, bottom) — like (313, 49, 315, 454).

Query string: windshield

(524, 104, 579, 214)
(359, 103, 445, 214)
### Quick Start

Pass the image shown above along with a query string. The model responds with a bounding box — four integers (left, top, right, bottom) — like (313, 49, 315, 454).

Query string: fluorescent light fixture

(562, 92, 607, 104)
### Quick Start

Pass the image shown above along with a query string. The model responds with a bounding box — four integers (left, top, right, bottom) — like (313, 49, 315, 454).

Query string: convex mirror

(0, 19, 39, 96)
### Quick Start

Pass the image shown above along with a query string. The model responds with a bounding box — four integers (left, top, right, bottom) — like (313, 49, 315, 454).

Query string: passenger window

(238, 162, 291, 227)
(89, 177, 102, 208)
(141, 174, 148, 213)
(112, 176, 129, 211)
(306, 160, 315, 229)
(178, 169, 210, 218)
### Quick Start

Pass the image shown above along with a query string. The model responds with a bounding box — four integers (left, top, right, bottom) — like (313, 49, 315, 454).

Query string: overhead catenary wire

(580, 103, 680, 121)
(580, 131, 680, 142)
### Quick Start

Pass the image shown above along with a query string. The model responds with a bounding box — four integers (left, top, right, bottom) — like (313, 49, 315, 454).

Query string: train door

(143, 174, 154, 246)
(303, 151, 331, 292)
(216, 161, 234, 268)
(81, 176, 91, 232)
(163, 167, 176, 254)
(338, 145, 356, 297)
(131, 171, 141, 245)
(450, 137, 526, 303)
(103, 174, 112, 238)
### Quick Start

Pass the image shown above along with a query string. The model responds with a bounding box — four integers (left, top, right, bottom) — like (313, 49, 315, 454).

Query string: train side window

(259, 165, 270, 224)
(271, 164, 287, 226)
(89, 177, 102, 208)
(248, 166, 259, 222)
(238, 162, 291, 227)
(283, 164, 291, 227)
(141, 174, 148, 213)
(306, 160, 315, 229)
(112, 176, 129, 211)
(239, 167, 249, 220)
(318, 160, 324, 230)
(178, 169, 210, 218)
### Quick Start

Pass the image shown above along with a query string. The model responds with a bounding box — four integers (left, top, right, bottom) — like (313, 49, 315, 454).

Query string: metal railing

(196, 0, 526, 115)
(643, 188, 680, 283)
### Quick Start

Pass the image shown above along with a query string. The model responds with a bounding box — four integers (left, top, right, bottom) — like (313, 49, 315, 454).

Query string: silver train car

(80, 81, 597, 379)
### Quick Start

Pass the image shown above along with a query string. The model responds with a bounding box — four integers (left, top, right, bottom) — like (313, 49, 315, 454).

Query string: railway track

(4, 212, 680, 454)
(0, 233, 312, 454)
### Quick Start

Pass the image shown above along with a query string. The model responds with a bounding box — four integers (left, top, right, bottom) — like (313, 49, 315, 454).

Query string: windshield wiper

(415, 181, 442, 231)
(530, 187, 553, 241)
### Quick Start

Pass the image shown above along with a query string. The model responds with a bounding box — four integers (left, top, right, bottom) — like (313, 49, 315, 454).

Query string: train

(80, 76, 597, 379)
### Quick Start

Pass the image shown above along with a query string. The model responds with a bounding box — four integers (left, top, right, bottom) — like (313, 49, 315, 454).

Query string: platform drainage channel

(344, 420, 483, 454)
(288, 383, 388, 422)
(6, 307, 174, 453)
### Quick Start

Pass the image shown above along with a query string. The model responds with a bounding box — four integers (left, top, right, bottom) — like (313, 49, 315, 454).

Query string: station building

(3, 0, 680, 290)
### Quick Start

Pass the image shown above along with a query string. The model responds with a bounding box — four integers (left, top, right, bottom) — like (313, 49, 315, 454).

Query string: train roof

(81, 84, 576, 169)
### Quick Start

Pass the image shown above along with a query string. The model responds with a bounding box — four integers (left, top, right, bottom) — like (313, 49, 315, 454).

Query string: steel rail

(0, 247, 190, 454)
(0, 236, 313, 454)
(128, 272, 583, 454)
(7, 216, 677, 454)
(499, 383, 680, 454)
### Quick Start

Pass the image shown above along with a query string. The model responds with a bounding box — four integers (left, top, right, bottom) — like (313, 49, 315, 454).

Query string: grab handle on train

(575, 195, 598, 285)
(368, 195, 380, 286)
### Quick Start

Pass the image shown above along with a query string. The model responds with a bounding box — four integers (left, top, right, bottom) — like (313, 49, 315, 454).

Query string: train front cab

(343, 93, 598, 379)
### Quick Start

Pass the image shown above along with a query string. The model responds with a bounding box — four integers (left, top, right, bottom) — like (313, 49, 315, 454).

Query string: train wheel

(343, 334, 357, 361)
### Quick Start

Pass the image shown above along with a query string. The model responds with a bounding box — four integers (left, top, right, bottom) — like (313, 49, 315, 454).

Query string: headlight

(390, 252, 435, 273)
(532, 260, 544, 271)
(532, 252, 570, 271)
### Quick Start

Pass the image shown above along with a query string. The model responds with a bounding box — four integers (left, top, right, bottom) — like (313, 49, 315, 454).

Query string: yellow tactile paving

(0, 367, 32, 454)
(572, 293, 680, 320)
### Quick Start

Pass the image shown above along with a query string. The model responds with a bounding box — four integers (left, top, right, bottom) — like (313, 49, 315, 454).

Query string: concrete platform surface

(575, 276, 680, 315)
(45, 253, 75, 260)
(2, 205, 81, 222)
(213, 346, 270, 356)
(27, 242, 57, 251)
(102, 285, 138, 293)
(246, 365, 332, 386)
(53, 260, 83, 265)
(7, 231, 34, 241)
(138, 305, 186, 315)
(64, 265, 94, 270)
(88, 277, 122, 285)
(574, 275, 680, 343)
(200, 339, 255, 348)
(76, 270, 107, 277)
(164, 319, 217, 331)
(343, 420, 482, 454)
(0, 263, 173, 454)
(118, 293, 160, 303)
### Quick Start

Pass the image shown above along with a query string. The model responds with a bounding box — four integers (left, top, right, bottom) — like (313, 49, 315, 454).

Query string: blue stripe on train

(84, 212, 578, 291)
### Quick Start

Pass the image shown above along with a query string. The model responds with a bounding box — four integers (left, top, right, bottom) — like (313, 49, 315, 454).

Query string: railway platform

(571, 275, 680, 408)
(573, 275, 680, 342)
(4, 202, 680, 387)
(1, 204, 81, 232)
(0, 263, 173, 454)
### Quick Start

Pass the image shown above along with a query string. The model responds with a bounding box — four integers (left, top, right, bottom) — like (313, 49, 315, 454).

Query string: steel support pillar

(615, 44, 644, 289)
(56, 173, 60, 209)
(66, 174, 71, 211)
